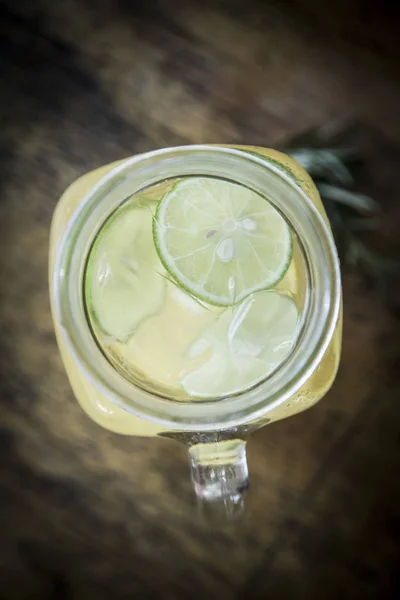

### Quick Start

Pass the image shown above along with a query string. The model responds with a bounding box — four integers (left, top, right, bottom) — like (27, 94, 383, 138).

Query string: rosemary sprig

(282, 136, 400, 308)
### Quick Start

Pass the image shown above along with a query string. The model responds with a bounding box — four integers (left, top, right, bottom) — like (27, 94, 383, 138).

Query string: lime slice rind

(153, 177, 293, 307)
(85, 202, 166, 342)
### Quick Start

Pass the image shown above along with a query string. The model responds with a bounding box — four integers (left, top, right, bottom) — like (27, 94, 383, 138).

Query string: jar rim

(52, 145, 341, 431)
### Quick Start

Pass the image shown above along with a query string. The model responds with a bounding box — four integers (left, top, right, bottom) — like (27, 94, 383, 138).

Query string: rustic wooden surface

(1, 0, 400, 598)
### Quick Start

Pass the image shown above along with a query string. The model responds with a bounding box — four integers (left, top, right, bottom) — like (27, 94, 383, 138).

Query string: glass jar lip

(53, 145, 341, 431)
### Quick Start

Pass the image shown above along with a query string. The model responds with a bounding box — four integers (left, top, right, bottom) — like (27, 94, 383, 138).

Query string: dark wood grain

(1, 0, 400, 598)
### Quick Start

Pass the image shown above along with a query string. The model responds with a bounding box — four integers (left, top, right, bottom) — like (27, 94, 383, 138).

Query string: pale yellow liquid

(49, 147, 342, 435)
(87, 178, 308, 400)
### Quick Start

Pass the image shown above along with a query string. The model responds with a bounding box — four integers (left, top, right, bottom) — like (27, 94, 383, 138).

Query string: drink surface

(49, 147, 342, 435)
(85, 177, 307, 400)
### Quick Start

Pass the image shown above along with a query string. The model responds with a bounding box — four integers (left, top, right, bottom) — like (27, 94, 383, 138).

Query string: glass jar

(49, 145, 342, 517)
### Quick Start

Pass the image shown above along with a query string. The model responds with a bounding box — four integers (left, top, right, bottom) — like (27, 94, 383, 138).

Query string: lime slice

(153, 178, 292, 306)
(181, 291, 299, 398)
(85, 204, 165, 341)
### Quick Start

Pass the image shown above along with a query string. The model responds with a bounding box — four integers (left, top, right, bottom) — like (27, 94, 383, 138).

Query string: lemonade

(49, 146, 341, 437)
(84, 176, 307, 401)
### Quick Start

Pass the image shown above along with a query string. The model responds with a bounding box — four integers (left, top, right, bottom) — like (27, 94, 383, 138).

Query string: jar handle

(188, 439, 249, 520)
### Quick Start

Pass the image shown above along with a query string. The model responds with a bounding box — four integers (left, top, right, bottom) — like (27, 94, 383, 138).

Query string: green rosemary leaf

(345, 239, 360, 267)
(345, 238, 400, 275)
(288, 149, 355, 184)
(317, 183, 379, 214)
(282, 129, 399, 313)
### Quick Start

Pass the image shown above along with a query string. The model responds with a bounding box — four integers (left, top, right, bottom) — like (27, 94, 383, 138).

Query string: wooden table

(1, 1, 400, 597)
